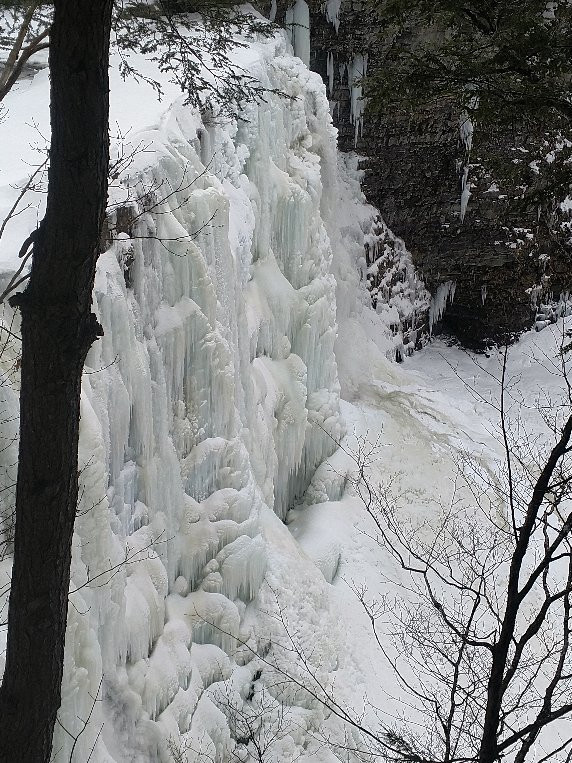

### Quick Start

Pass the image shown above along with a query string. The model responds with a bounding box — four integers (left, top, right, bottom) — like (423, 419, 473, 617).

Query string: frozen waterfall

(0, 32, 357, 763)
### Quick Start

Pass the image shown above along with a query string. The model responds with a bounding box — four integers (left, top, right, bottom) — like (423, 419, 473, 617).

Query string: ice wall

(285, 0, 311, 66)
(0, 34, 348, 763)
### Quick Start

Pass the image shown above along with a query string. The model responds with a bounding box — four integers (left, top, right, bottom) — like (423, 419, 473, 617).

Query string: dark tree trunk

(0, 1, 113, 761)
(478, 415, 572, 763)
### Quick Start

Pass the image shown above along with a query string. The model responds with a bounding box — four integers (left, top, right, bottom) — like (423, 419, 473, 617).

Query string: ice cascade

(0, 36, 348, 762)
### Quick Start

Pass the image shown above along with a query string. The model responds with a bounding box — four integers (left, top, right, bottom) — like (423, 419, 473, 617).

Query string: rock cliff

(270, 0, 572, 348)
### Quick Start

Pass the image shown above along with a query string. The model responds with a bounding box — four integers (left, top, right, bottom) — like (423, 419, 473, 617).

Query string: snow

(290, 315, 572, 761)
(0, 44, 190, 293)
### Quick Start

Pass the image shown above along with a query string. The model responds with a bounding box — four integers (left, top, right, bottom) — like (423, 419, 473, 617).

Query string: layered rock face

(280, 0, 572, 348)
(358, 107, 572, 347)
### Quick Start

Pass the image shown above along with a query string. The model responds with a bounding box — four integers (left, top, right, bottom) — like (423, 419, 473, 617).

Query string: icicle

(348, 53, 368, 146)
(325, 0, 342, 33)
(327, 51, 335, 96)
(459, 108, 475, 222)
(460, 166, 471, 222)
(459, 110, 474, 153)
(286, 0, 311, 66)
(429, 281, 456, 334)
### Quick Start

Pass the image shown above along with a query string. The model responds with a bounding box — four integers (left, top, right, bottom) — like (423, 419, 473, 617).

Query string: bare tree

(342, 341, 572, 763)
(196, 335, 572, 763)
(0, 1, 51, 103)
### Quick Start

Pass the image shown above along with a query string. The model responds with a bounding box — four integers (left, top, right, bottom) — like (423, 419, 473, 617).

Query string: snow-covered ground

(0, 12, 570, 763)
(290, 317, 572, 760)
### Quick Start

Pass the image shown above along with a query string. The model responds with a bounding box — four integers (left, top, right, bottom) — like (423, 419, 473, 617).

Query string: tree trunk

(0, 1, 112, 761)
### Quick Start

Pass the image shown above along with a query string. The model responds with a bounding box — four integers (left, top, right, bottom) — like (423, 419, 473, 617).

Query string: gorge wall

(275, 0, 572, 348)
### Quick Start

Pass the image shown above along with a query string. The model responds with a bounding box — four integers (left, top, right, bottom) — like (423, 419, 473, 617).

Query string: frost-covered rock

(364, 216, 431, 360)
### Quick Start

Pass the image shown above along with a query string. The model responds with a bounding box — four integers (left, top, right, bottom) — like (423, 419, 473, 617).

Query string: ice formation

(534, 292, 572, 331)
(285, 0, 310, 66)
(347, 54, 367, 147)
(364, 215, 431, 360)
(333, 55, 368, 147)
(459, 110, 474, 222)
(0, 3, 440, 757)
(325, 0, 342, 33)
(326, 51, 335, 96)
(0, 29, 360, 762)
(429, 280, 457, 334)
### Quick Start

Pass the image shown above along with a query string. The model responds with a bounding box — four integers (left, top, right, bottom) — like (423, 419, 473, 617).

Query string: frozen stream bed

(290, 318, 572, 759)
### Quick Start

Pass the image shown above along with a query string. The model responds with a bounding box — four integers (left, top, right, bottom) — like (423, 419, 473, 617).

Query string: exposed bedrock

(266, 0, 572, 348)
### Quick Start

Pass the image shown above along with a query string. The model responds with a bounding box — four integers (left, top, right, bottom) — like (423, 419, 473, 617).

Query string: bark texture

(0, 1, 112, 760)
